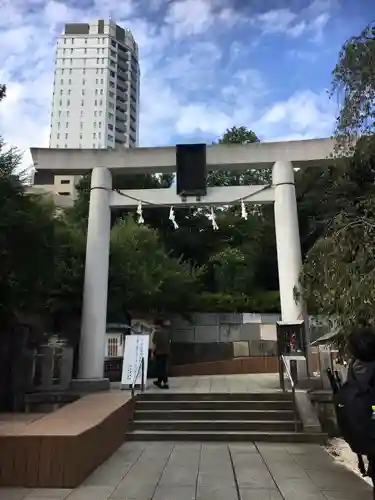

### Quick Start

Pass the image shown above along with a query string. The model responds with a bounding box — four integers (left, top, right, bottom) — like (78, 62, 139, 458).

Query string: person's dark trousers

(155, 354, 169, 385)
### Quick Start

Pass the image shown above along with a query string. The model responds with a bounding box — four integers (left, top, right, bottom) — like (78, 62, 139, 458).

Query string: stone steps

(128, 392, 327, 443)
(127, 430, 326, 443)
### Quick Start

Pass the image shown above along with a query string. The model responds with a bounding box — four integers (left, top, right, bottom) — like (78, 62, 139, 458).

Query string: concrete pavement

(0, 441, 371, 500)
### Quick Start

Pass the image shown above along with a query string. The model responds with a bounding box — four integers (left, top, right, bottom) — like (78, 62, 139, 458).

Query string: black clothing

(154, 353, 169, 385)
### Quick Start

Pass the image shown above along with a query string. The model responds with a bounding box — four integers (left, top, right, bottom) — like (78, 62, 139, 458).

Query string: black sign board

(276, 320, 306, 357)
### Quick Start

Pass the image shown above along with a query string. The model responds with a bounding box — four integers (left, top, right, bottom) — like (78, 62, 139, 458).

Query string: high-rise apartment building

(30, 19, 140, 202)
(50, 19, 140, 150)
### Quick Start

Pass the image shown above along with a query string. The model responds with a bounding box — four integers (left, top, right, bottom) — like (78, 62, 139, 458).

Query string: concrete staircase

(127, 392, 326, 442)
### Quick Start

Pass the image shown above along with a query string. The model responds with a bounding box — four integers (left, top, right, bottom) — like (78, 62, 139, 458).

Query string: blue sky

(0, 0, 373, 167)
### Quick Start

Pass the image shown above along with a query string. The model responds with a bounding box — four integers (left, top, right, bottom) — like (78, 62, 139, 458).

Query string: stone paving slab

(0, 441, 372, 500)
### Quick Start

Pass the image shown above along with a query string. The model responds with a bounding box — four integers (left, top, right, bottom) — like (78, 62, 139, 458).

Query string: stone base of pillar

(70, 378, 110, 393)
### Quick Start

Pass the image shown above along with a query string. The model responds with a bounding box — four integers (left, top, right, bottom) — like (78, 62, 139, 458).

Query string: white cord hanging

(241, 199, 248, 220)
(136, 200, 144, 224)
(207, 207, 219, 230)
(169, 206, 179, 229)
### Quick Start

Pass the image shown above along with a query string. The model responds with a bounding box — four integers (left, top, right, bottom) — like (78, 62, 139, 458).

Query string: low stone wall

(0, 392, 135, 488)
(170, 356, 280, 376)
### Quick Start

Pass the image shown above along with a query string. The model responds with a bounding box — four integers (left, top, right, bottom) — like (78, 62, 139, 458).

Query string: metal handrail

(131, 357, 145, 397)
(281, 355, 298, 432)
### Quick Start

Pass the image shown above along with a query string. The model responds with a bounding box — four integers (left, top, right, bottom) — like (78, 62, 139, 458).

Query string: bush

(193, 291, 280, 313)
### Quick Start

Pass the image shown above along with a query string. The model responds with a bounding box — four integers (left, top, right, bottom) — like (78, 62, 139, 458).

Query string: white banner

(121, 334, 149, 388)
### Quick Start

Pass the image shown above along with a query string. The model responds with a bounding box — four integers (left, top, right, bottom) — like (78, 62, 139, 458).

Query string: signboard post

(276, 320, 307, 389)
(121, 334, 149, 390)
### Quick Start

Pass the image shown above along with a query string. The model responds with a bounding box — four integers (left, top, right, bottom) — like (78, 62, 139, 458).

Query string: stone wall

(169, 313, 280, 366)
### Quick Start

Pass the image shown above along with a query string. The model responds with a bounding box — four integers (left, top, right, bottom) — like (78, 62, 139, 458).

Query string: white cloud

(254, 0, 336, 41)
(0, 0, 338, 170)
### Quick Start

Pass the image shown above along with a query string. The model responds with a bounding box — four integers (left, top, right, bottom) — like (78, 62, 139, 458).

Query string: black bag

(334, 363, 375, 457)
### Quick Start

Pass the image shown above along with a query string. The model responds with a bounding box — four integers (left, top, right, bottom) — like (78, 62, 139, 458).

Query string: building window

(70, 59, 73, 65)
(94, 122, 97, 128)
(82, 89, 85, 95)
(83, 68, 86, 74)
(62, 59, 65, 65)
(102, 48, 105, 54)
(61, 179, 70, 184)
(96, 78, 99, 84)
(85, 38, 87, 44)
(68, 89, 71, 95)
(64, 38, 66, 44)
(79, 133, 82, 139)
(82, 78, 85, 85)
(93, 132, 96, 139)
(64, 144, 67, 148)
(81, 99, 84, 106)
(101, 58, 104, 63)
(101, 68, 104, 74)
(99, 110, 102, 116)
(83, 59, 86, 65)
(96, 68, 99, 74)
(95, 89, 98, 95)
(99, 99, 103, 105)
(108, 124, 113, 131)
(80, 122, 83, 129)
(65, 122, 68, 128)
(94, 99, 97, 106)
(60, 78, 63, 84)
(110, 70, 115, 78)
(98, 122, 101, 128)
(61, 69, 65, 75)
(58, 111, 62, 117)
(68, 78, 71, 85)
(80, 110, 83, 116)
(96, 58, 99, 64)
(84, 48, 87, 54)
(57, 122, 61, 128)
(94, 110, 97, 117)
(57, 133, 60, 139)
(67, 111, 70, 117)
(67, 99, 70, 106)
(109, 91, 114, 98)
(97, 48, 99, 54)
(71, 38, 74, 44)
(70, 48, 73, 54)
(101, 78, 104, 84)
(109, 102, 114, 110)
(65, 133, 68, 139)
(60, 89, 63, 95)
(108, 112, 114, 119)
(100, 89, 103, 95)
(98, 132, 101, 139)
(110, 60, 115, 67)
(69, 68, 72, 74)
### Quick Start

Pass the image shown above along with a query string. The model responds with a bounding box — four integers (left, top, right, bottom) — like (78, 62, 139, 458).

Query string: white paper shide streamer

(169, 206, 179, 229)
(207, 207, 219, 231)
(241, 199, 248, 220)
(136, 200, 144, 224)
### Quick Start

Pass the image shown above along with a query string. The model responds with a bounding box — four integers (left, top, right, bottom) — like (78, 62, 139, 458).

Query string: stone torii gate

(31, 138, 334, 385)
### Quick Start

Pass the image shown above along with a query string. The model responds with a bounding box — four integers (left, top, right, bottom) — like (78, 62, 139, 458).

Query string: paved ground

(1, 441, 371, 500)
(112, 374, 282, 394)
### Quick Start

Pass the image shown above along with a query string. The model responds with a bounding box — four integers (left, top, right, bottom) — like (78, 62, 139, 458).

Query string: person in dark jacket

(347, 326, 375, 489)
(151, 320, 171, 389)
(347, 326, 375, 384)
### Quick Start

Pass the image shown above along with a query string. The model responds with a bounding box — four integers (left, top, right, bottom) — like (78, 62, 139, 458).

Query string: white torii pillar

(273, 160, 304, 322)
(77, 167, 112, 386)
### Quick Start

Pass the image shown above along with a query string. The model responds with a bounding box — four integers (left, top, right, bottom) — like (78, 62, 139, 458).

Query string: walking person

(151, 319, 170, 389)
(332, 326, 375, 498)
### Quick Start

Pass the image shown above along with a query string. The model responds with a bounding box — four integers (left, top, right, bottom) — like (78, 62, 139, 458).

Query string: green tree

(208, 126, 271, 186)
(331, 21, 375, 156)
(301, 22, 375, 335)
(108, 217, 201, 318)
